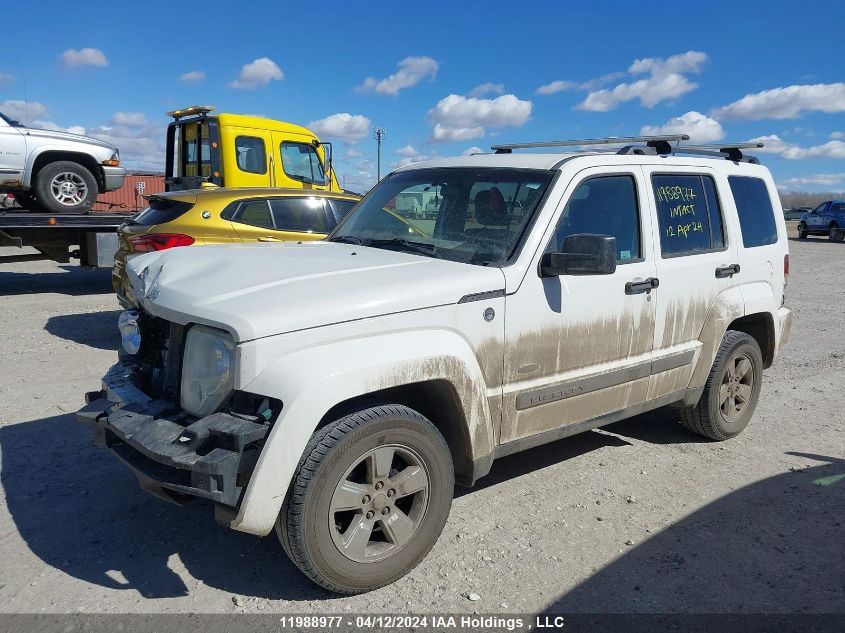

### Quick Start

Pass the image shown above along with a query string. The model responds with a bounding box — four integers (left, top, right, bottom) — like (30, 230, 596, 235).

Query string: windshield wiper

(368, 238, 438, 257)
(329, 235, 363, 245)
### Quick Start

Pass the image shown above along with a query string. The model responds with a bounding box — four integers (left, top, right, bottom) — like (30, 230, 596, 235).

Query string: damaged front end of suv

(77, 306, 280, 523)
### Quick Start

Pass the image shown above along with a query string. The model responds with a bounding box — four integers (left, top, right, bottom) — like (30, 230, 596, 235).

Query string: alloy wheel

(719, 352, 754, 423)
(50, 172, 88, 206)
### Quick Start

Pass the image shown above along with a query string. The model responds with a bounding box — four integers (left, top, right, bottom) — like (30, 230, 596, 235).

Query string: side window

(549, 175, 641, 263)
(269, 198, 329, 233)
(280, 142, 327, 185)
(653, 174, 724, 256)
(329, 199, 357, 222)
(235, 136, 267, 174)
(235, 200, 274, 229)
(728, 176, 778, 247)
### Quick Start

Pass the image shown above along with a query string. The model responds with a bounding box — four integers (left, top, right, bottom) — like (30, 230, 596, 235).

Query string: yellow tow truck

(164, 106, 341, 192)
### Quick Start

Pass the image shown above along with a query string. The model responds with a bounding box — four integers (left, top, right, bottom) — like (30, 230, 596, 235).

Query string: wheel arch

(727, 312, 776, 369)
(26, 149, 104, 191)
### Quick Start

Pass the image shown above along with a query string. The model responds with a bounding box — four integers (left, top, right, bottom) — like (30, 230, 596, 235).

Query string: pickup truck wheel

(33, 161, 97, 214)
(797, 222, 808, 239)
(829, 223, 844, 242)
(277, 404, 453, 594)
(678, 330, 763, 440)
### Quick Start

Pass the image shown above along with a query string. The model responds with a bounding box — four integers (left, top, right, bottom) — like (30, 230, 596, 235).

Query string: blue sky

(3, 0, 845, 192)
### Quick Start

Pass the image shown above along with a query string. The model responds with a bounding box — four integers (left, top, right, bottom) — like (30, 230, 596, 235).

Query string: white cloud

(536, 80, 578, 96)
(229, 57, 283, 89)
(713, 83, 845, 120)
(359, 56, 438, 95)
(345, 148, 363, 158)
(0, 72, 13, 87)
(89, 120, 166, 171)
(461, 146, 484, 155)
(428, 93, 532, 142)
(179, 70, 205, 83)
(577, 51, 707, 111)
(830, 131, 844, 140)
(61, 48, 108, 68)
(307, 113, 371, 143)
(780, 173, 845, 187)
(113, 112, 148, 127)
(0, 100, 48, 123)
(431, 124, 485, 142)
(468, 82, 505, 98)
(395, 144, 418, 157)
(641, 111, 725, 143)
(747, 134, 845, 159)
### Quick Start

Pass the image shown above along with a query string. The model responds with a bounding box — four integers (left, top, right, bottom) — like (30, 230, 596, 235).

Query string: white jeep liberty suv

(78, 135, 793, 594)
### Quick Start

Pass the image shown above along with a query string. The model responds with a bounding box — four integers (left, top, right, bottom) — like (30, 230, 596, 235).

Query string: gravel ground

(0, 230, 842, 616)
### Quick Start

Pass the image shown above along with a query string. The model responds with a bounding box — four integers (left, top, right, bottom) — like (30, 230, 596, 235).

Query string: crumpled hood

(126, 241, 505, 342)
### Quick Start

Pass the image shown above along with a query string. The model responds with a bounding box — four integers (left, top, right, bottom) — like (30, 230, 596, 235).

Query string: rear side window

(132, 197, 194, 226)
(652, 174, 724, 256)
(549, 175, 641, 263)
(235, 136, 267, 174)
(269, 198, 329, 233)
(832, 202, 845, 212)
(728, 176, 778, 247)
(235, 200, 274, 229)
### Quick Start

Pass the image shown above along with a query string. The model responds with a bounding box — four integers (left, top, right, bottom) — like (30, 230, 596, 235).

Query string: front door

(642, 166, 740, 401)
(272, 132, 330, 190)
(0, 120, 26, 186)
(501, 167, 657, 444)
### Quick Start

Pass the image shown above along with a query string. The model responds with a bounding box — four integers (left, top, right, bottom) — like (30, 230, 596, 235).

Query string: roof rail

(491, 134, 689, 154)
(674, 142, 764, 162)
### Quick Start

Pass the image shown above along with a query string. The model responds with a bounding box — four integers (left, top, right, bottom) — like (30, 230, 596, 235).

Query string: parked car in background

(783, 206, 810, 220)
(113, 187, 360, 305)
(0, 110, 125, 214)
(797, 200, 845, 241)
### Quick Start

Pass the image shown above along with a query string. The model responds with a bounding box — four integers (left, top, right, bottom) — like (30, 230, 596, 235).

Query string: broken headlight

(118, 309, 141, 355)
(180, 325, 235, 417)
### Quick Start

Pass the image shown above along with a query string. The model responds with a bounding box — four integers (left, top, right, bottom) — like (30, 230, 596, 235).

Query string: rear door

(643, 166, 739, 401)
(228, 197, 334, 242)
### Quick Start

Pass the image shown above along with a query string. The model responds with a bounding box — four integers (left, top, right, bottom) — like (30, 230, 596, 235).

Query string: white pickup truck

(78, 135, 793, 594)
(0, 110, 125, 213)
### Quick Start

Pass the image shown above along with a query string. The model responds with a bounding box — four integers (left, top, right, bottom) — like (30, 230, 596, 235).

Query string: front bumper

(101, 165, 126, 191)
(77, 363, 269, 513)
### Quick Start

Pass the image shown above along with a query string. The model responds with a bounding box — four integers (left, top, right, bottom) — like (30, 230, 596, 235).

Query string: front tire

(33, 161, 98, 214)
(679, 330, 763, 440)
(277, 404, 454, 594)
(829, 223, 844, 242)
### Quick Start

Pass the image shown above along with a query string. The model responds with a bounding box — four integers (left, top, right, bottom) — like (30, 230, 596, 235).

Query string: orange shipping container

(93, 171, 165, 212)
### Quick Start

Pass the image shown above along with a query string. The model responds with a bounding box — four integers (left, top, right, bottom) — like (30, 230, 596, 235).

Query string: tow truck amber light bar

(165, 105, 216, 119)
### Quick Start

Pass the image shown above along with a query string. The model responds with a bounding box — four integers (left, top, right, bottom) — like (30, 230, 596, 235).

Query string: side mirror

(540, 234, 617, 277)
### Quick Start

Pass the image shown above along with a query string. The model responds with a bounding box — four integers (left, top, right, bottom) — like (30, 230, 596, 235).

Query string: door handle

(625, 277, 659, 294)
(257, 236, 282, 242)
(715, 264, 741, 278)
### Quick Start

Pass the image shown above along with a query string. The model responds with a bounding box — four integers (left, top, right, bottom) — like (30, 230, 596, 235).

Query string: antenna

(373, 127, 386, 180)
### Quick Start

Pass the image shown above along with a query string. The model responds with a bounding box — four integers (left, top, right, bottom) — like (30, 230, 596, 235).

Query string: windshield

(0, 111, 25, 127)
(330, 167, 553, 266)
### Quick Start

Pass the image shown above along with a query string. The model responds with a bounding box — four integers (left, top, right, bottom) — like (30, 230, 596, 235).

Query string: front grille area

(136, 313, 185, 402)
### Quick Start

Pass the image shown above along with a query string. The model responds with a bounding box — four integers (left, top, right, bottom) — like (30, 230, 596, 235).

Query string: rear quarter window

(728, 176, 778, 247)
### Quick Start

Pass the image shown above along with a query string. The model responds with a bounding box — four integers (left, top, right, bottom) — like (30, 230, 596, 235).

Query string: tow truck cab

(164, 106, 340, 192)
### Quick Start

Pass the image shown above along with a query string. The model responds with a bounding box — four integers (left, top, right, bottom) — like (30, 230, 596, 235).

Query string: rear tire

(277, 404, 454, 594)
(33, 161, 98, 214)
(829, 223, 844, 242)
(797, 222, 808, 239)
(678, 330, 763, 440)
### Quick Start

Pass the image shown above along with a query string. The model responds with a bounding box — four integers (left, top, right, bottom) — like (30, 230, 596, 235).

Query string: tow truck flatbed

(0, 211, 137, 267)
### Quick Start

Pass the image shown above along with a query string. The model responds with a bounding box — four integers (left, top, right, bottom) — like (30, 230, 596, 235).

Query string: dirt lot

(0, 230, 843, 616)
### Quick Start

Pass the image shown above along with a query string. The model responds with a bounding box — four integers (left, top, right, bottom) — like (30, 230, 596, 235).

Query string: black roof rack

(491, 135, 765, 163)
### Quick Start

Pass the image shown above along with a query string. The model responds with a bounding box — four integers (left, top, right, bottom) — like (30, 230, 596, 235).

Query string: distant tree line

(779, 190, 845, 209)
